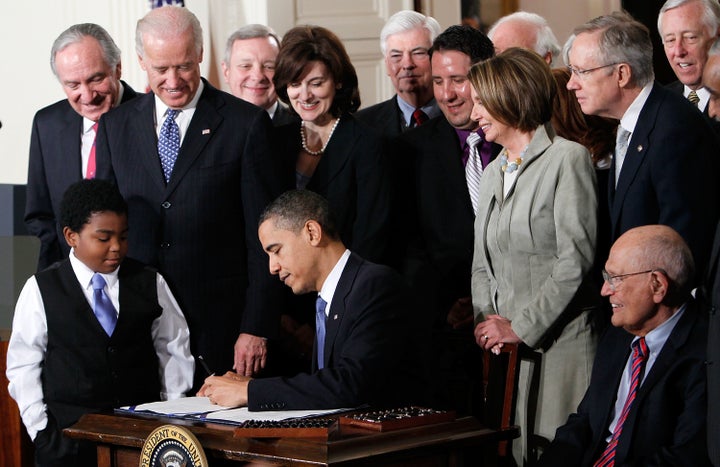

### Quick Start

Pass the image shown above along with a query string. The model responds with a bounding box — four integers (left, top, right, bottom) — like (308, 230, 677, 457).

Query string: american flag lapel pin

(202, 128, 210, 135)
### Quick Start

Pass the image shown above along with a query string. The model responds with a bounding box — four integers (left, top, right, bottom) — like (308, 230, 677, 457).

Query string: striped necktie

(465, 132, 483, 215)
(594, 337, 648, 467)
(688, 90, 700, 107)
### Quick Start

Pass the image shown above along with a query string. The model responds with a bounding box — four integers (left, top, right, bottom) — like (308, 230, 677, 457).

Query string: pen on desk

(197, 355, 215, 377)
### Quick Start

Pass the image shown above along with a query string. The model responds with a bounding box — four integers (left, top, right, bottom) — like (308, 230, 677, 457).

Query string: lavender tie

(91, 273, 117, 336)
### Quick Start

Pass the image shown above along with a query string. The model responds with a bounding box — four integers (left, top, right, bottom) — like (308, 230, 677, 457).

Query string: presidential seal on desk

(139, 424, 208, 467)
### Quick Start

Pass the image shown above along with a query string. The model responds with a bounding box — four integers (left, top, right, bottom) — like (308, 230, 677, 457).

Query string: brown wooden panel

(0, 336, 34, 467)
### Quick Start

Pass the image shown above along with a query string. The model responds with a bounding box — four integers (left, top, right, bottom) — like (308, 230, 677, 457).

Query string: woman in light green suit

(469, 48, 601, 466)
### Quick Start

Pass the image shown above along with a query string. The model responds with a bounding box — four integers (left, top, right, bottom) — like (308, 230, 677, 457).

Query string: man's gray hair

(380, 10, 441, 56)
(658, 0, 720, 39)
(50, 23, 121, 78)
(566, 11, 655, 87)
(136, 5, 203, 58)
(488, 11, 561, 63)
(223, 24, 280, 65)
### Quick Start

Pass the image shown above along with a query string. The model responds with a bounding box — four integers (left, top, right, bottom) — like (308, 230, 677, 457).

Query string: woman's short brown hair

(274, 25, 360, 117)
(468, 47, 555, 132)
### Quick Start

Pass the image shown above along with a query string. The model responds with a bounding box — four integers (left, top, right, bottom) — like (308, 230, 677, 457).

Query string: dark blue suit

(538, 299, 710, 467)
(609, 83, 718, 278)
(24, 81, 138, 270)
(96, 79, 283, 386)
(247, 252, 427, 410)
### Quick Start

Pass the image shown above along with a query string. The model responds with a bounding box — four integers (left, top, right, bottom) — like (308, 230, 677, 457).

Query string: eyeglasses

(601, 269, 654, 291)
(567, 63, 619, 80)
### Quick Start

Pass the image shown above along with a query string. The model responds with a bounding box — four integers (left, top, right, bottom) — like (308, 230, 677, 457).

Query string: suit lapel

(610, 85, 659, 231)
(165, 83, 223, 195)
(61, 110, 83, 179)
(323, 253, 362, 366)
(307, 116, 352, 192)
(435, 118, 475, 215)
(130, 95, 167, 192)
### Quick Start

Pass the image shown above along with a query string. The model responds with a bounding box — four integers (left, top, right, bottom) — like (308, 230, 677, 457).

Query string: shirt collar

(619, 82, 654, 134)
(154, 79, 205, 123)
(68, 247, 120, 290)
(634, 302, 686, 357)
(683, 85, 710, 110)
(396, 95, 441, 126)
(318, 249, 351, 307)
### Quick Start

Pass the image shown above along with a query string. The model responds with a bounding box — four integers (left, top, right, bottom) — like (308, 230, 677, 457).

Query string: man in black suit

(221, 23, 296, 126)
(701, 39, 720, 466)
(398, 25, 498, 414)
(25, 23, 138, 271)
(355, 10, 442, 137)
(566, 12, 718, 280)
(96, 6, 282, 389)
(198, 190, 426, 410)
(538, 225, 710, 466)
(658, 0, 720, 132)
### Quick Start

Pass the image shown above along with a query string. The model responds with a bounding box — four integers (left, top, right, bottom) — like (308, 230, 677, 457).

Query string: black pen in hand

(197, 355, 215, 377)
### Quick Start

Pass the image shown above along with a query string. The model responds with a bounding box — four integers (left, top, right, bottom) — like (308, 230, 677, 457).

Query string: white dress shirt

(5, 250, 194, 439)
(318, 249, 351, 318)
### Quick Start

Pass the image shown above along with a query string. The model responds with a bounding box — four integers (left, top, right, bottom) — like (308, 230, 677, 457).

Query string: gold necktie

(688, 90, 700, 107)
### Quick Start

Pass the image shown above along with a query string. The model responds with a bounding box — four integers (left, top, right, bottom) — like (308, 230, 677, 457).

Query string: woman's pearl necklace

(301, 117, 341, 156)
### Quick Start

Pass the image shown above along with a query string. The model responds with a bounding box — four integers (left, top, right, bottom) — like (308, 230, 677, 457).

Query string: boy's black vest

(36, 258, 162, 429)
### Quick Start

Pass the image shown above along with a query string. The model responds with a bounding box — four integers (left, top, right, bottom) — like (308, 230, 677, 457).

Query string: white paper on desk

(118, 396, 234, 415)
(201, 407, 351, 425)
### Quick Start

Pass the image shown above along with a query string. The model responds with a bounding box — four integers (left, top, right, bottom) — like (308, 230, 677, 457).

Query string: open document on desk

(116, 397, 351, 426)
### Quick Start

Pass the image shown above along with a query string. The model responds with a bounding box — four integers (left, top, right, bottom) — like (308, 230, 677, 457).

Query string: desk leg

(96, 446, 111, 467)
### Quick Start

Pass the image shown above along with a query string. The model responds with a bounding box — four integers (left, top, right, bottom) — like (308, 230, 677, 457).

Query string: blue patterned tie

(158, 109, 180, 182)
(594, 337, 648, 467)
(91, 273, 117, 336)
(315, 296, 328, 369)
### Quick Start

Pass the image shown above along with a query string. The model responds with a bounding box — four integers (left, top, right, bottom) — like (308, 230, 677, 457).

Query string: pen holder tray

(338, 406, 456, 431)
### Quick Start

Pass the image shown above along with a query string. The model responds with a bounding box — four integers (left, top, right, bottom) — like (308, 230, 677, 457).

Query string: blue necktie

(158, 109, 180, 182)
(91, 273, 117, 336)
(315, 296, 328, 369)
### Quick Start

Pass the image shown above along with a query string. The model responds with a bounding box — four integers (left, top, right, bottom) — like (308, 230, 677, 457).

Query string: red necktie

(412, 108, 428, 127)
(86, 122, 98, 179)
(594, 337, 648, 467)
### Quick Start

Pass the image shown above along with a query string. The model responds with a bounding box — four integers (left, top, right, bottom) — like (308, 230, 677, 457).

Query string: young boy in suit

(6, 179, 194, 466)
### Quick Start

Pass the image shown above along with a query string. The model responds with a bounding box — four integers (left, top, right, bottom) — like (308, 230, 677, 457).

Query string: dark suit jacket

(95, 79, 283, 382)
(355, 95, 406, 138)
(399, 116, 501, 324)
(247, 252, 427, 410)
(271, 103, 297, 127)
(275, 114, 392, 264)
(538, 299, 710, 467)
(704, 223, 720, 466)
(609, 83, 718, 278)
(24, 81, 138, 271)
(666, 80, 720, 134)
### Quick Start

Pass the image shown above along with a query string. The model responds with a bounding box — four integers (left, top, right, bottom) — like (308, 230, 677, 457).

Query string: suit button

(107, 346, 116, 354)
(711, 306, 717, 315)
(160, 242, 170, 249)
(161, 201, 171, 209)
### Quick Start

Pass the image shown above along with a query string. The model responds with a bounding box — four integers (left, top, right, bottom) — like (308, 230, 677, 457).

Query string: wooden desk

(65, 412, 518, 466)
(1, 333, 34, 467)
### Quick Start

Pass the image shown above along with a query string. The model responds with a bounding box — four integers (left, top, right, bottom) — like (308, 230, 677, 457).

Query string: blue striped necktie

(594, 337, 648, 467)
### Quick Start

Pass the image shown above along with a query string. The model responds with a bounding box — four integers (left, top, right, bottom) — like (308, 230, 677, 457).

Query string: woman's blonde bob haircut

(468, 47, 556, 133)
